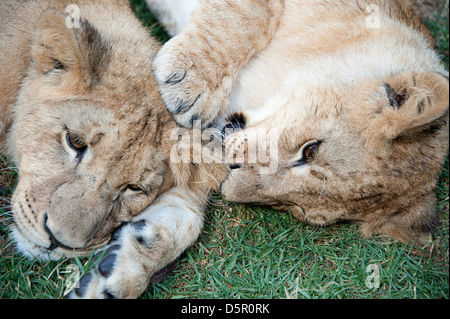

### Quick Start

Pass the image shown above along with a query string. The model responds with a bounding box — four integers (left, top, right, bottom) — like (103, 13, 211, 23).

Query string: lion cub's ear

(31, 10, 109, 89)
(366, 72, 449, 147)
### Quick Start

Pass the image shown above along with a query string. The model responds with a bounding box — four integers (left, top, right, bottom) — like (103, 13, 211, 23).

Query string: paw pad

(98, 244, 120, 278)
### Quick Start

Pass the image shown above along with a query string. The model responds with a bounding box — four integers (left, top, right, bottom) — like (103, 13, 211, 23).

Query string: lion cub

(151, 0, 449, 246)
(0, 0, 225, 298)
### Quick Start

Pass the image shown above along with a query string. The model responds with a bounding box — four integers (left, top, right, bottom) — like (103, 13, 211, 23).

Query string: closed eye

(127, 184, 142, 192)
(126, 184, 149, 196)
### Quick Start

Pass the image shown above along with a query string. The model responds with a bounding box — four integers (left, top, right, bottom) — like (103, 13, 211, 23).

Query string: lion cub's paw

(66, 244, 121, 299)
(66, 221, 153, 299)
(153, 38, 231, 128)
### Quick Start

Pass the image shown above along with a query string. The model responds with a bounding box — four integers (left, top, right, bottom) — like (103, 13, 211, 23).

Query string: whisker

(1, 213, 17, 220)
(0, 197, 13, 204)
(0, 216, 15, 222)
(206, 198, 225, 207)
(315, 175, 327, 203)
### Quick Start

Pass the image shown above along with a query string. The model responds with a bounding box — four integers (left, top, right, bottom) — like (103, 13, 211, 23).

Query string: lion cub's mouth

(12, 203, 110, 261)
(11, 223, 109, 261)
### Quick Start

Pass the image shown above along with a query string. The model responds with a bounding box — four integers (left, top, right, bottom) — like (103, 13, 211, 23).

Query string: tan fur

(1, 0, 226, 298)
(152, 0, 285, 128)
(152, 0, 449, 247)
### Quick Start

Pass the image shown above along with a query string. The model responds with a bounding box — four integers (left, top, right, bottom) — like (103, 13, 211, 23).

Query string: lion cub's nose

(222, 112, 247, 136)
(43, 214, 83, 251)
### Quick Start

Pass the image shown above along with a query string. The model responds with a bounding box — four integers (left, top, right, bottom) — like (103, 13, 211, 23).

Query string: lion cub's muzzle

(11, 184, 119, 259)
(43, 214, 88, 251)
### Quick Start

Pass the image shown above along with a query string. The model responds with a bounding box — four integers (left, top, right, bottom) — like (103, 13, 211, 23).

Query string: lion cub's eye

(127, 184, 142, 192)
(304, 142, 320, 160)
(66, 132, 87, 157)
(126, 184, 149, 196)
(293, 140, 322, 167)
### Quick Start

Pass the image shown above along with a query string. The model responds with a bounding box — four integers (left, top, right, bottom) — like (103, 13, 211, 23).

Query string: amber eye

(66, 132, 87, 156)
(303, 142, 320, 160)
(294, 140, 322, 167)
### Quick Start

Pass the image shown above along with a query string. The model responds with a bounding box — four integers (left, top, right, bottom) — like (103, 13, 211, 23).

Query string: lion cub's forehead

(60, 101, 162, 148)
(60, 102, 116, 139)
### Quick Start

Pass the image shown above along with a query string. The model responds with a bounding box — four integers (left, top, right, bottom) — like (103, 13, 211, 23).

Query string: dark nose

(229, 164, 243, 170)
(222, 112, 247, 136)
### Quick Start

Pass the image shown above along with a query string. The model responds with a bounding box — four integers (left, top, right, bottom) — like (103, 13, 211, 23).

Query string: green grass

(142, 204, 449, 299)
(130, 0, 171, 43)
(0, 0, 449, 299)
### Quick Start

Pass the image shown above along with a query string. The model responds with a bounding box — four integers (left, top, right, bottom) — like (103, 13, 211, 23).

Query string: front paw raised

(153, 37, 232, 129)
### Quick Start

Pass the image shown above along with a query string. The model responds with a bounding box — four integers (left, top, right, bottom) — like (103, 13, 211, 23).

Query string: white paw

(66, 221, 179, 299)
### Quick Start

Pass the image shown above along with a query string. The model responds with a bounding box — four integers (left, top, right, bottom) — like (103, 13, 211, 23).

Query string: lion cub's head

(9, 10, 179, 260)
(222, 72, 449, 246)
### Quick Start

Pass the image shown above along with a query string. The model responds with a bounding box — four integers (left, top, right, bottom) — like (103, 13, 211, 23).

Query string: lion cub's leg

(67, 187, 206, 299)
(153, 0, 285, 128)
